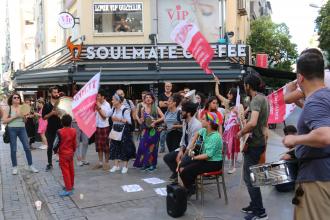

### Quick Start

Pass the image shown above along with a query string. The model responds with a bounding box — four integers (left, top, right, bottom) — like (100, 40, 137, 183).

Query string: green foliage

(315, 0, 330, 64)
(247, 16, 298, 72)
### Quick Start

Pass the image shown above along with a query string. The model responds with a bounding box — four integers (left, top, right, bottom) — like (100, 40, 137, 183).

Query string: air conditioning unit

(238, 0, 248, 16)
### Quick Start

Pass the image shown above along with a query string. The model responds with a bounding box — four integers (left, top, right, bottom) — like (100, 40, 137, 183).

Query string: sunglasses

(292, 185, 304, 205)
(13, 97, 20, 99)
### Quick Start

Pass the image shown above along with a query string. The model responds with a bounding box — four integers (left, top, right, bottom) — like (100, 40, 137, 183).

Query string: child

(54, 114, 77, 197)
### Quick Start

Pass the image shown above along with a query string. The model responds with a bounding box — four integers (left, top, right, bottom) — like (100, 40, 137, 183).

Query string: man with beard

(42, 86, 62, 171)
(163, 101, 202, 182)
(237, 74, 269, 220)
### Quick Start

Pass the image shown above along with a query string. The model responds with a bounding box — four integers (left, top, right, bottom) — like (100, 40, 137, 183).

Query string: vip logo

(167, 5, 189, 21)
(66, 36, 83, 61)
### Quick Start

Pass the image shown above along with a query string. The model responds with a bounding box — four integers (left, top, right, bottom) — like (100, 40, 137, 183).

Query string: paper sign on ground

(154, 188, 167, 196)
(142, 177, 166, 185)
(121, 184, 143, 193)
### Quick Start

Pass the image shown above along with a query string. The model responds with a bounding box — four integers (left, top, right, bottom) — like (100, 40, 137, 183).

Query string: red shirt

(57, 127, 77, 156)
(199, 110, 224, 125)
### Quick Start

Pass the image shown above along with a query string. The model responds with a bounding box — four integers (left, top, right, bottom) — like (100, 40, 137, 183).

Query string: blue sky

(270, 0, 325, 54)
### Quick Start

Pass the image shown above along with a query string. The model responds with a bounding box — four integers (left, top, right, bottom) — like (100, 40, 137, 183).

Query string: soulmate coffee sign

(85, 44, 246, 60)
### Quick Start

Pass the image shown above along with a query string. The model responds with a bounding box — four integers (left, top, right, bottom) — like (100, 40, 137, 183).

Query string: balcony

(238, 0, 248, 16)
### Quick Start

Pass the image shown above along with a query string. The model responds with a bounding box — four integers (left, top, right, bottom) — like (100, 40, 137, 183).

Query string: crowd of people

(1, 47, 330, 220)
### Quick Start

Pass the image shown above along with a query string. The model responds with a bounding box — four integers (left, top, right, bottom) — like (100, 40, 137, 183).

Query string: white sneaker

(29, 165, 39, 173)
(110, 166, 120, 173)
(77, 161, 83, 166)
(121, 167, 128, 174)
(39, 145, 47, 150)
(227, 167, 236, 174)
(12, 167, 18, 175)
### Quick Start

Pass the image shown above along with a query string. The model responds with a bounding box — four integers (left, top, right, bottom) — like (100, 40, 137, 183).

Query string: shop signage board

(58, 12, 75, 29)
(85, 44, 246, 60)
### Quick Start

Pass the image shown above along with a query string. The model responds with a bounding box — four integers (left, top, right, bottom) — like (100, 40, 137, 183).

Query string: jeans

(8, 127, 33, 167)
(159, 130, 168, 151)
(243, 145, 266, 214)
(72, 122, 89, 160)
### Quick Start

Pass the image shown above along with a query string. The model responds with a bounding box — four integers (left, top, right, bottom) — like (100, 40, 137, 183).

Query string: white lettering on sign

(133, 47, 145, 59)
(85, 45, 247, 60)
(96, 47, 109, 59)
(237, 44, 246, 57)
(94, 3, 142, 13)
(168, 46, 177, 59)
(228, 45, 237, 57)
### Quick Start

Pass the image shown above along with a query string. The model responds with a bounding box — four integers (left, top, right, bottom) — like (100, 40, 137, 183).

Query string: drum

(54, 96, 74, 118)
(145, 115, 154, 128)
(249, 160, 298, 187)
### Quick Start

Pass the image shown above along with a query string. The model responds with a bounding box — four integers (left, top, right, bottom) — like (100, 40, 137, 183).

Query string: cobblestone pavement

(0, 123, 297, 220)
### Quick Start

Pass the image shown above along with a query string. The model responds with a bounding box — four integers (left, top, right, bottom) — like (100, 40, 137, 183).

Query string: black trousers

(164, 150, 179, 176)
(180, 160, 222, 190)
(243, 145, 266, 214)
(46, 131, 56, 165)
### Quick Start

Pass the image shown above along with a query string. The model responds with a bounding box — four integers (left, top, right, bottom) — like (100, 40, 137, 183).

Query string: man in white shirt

(94, 90, 112, 170)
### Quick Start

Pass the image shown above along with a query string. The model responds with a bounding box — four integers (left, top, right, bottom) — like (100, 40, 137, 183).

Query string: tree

(315, 0, 330, 64)
(247, 16, 298, 88)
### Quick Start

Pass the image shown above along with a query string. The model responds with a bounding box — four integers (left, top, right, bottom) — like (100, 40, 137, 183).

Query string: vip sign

(85, 45, 247, 60)
(167, 5, 189, 21)
(58, 12, 75, 29)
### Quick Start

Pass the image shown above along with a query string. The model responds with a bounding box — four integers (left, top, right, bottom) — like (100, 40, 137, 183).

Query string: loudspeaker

(166, 183, 187, 218)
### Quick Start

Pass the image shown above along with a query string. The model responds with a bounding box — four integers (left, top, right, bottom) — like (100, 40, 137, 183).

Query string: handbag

(3, 107, 11, 144)
(109, 124, 125, 141)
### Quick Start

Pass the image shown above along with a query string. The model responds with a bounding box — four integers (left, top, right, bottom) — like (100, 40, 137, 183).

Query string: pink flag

(267, 87, 286, 124)
(170, 21, 214, 74)
(72, 72, 100, 137)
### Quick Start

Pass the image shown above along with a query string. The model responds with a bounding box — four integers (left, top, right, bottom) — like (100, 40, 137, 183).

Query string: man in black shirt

(158, 82, 173, 153)
(42, 86, 62, 171)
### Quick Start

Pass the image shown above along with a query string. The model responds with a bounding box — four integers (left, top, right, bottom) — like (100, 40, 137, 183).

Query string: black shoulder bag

(3, 107, 12, 143)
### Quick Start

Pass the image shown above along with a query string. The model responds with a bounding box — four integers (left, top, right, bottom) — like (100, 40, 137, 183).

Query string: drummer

(42, 86, 62, 171)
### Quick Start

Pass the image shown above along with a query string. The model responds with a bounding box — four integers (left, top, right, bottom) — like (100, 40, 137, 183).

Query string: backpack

(125, 100, 136, 132)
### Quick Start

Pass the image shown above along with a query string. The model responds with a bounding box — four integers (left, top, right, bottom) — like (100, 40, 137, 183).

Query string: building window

(93, 3, 143, 34)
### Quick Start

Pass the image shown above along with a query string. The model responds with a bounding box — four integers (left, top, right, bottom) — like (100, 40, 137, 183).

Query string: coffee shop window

(94, 3, 143, 34)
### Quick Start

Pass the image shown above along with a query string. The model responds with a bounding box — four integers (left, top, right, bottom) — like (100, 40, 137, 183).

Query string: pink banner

(267, 87, 286, 124)
(170, 21, 214, 74)
(72, 73, 100, 137)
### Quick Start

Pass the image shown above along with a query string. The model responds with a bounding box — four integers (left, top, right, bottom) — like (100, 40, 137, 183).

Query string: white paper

(142, 177, 166, 185)
(121, 184, 143, 193)
(154, 188, 167, 196)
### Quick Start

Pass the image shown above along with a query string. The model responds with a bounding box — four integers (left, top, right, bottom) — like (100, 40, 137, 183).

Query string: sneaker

(77, 161, 83, 166)
(62, 186, 75, 192)
(241, 205, 253, 214)
(121, 167, 128, 174)
(39, 145, 48, 150)
(45, 164, 53, 172)
(244, 212, 268, 220)
(146, 166, 156, 172)
(110, 166, 120, 173)
(29, 165, 39, 173)
(227, 167, 236, 174)
(82, 161, 90, 165)
(59, 190, 73, 197)
(12, 167, 18, 175)
(168, 173, 177, 181)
